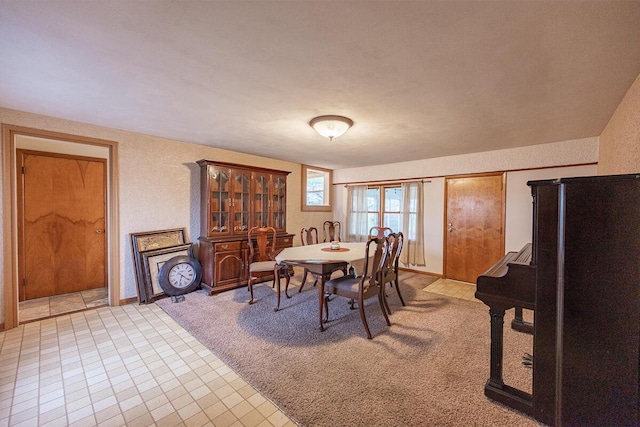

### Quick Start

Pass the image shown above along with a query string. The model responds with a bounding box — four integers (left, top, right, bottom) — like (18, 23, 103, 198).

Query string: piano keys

(475, 173, 640, 426)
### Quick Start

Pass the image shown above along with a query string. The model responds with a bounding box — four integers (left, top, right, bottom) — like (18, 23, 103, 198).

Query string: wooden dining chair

(299, 227, 319, 292)
(369, 226, 392, 239)
(300, 226, 318, 246)
(322, 236, 391, 339)
(247, 226, 290, 304)
(322, 221, 341, 242)
(381, 232, 406, 314)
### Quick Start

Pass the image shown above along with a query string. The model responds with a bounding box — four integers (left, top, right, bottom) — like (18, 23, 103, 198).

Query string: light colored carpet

(156, 272, 539, 426)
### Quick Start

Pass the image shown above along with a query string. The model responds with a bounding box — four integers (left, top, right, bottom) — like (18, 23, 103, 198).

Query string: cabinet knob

(284, 238, 290, 243)
(221, 244, 229, 250)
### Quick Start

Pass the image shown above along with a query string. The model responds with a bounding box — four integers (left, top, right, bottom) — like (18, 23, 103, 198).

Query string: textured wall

(333, 140, 598, 276)
(504, 165, 597, 253)
(598, 73, 640, 174)
(333, 137, 598, 184)
(0, 108, 332, 320)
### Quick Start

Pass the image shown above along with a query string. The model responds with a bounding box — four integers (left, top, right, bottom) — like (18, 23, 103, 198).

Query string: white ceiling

(1, 1, 640, 169)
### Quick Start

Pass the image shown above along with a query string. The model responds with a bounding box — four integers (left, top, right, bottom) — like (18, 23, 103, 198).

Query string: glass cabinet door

(233, 170, 251, 232)
(208, 166, 231, 236)
(271, 175, 286, 231)
(253, 173, 270, 228)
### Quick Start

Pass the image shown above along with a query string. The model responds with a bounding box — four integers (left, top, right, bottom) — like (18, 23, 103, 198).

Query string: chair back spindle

(382, 232, 406, 310)
(248, 226, 276, 263)
(365, 237, 388, 289)
(247, 226, 285, 305)
(323, 221, 341, 242)
(369, 226, 393, 239)
(300, 227, 319, 246)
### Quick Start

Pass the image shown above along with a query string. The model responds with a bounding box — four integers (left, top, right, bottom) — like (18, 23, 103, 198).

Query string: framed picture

(130, 228, 187, 303)
(131, 228, 186, 253)
(141, 243, 194, 302)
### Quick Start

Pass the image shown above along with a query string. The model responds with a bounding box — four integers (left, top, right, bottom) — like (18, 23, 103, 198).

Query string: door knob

(95, 229, 105, 234)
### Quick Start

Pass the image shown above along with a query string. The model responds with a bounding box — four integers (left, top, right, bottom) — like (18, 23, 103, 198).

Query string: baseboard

(398, 267, 442, 278)
(119, 297, 138, 305)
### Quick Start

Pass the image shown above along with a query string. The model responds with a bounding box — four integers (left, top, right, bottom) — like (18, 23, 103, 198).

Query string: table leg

(284, 266, 292, 299)
(274, 265, 281, 312)
(318, 273, 325, 331)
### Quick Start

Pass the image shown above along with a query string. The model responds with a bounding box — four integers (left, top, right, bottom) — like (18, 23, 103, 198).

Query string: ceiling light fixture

(309, 115, 353, 141)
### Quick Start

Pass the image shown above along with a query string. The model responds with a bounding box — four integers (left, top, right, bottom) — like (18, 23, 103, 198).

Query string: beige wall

(0, 108, 332, 323)
(333, 139, 598, 276)
(599, 72, 640, 174)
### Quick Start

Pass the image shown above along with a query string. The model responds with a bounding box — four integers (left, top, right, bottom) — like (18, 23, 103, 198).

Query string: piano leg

(511, 307, 534, 334)
(488, 307, 506, 389)
(483, 305, 534, 416)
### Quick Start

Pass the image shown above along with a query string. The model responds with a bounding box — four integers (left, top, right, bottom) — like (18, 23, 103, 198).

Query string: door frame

(16, 149, 108, 301)
(2, 124, 120, 329)
(443, 171, 506, 280)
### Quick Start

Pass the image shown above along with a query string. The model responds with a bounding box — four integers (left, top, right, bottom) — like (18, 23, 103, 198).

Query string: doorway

(2, 125, 120, 329)
(17, 150, 108, 321)
(444, 173, 505, 283)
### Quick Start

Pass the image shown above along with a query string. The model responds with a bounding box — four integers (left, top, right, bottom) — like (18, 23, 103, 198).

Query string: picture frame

(130, 228, 186, 253)
(130, 228, 187, 303)
(141, 243, 194, 302)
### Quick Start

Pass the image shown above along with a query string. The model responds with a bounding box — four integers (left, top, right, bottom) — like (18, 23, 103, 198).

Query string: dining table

(274, 241, 366, 331)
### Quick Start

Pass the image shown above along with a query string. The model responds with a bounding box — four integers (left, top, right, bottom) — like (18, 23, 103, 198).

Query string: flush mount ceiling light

(309, 115, 353, 141)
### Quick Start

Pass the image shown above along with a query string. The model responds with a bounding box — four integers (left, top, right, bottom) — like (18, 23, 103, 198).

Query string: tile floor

(0, 304, 295, 427)
(19, 288, 109, 323)
(423, 278, 481, 302)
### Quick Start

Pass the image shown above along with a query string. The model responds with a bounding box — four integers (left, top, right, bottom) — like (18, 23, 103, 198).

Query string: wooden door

(17, 151, 107, 300)
(445, 173, 505, 283)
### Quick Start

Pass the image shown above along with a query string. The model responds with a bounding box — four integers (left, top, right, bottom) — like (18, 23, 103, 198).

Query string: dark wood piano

(476, 173, 640, 427)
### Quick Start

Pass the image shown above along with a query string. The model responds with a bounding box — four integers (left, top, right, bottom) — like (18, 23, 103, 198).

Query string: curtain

(400, 182, 426, 266)
(346, 185, 369, 242)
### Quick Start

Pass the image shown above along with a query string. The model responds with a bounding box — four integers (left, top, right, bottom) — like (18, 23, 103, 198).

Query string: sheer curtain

(346, 185, 369, 242)
(400, 182, 426, 266)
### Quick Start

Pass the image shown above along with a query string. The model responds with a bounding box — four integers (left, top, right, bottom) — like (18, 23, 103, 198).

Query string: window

(384, 187, 402, 232)
(302, 165, 332, 211)
(348, 185, 402, 239)
(366, 187, 380, 230)
(346, 181, 425, 266)
(365, 186, 402, 232)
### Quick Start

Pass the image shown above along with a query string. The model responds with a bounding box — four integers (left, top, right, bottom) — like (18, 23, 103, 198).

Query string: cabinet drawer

(276, 236, 293, 247)
(215, 241, 241, 252)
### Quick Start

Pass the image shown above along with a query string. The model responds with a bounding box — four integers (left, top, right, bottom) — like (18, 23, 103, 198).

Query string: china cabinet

(197, 160, 293, 294)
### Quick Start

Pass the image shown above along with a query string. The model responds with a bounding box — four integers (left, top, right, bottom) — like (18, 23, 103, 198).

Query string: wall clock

(157, 255, 202, 297)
